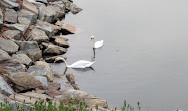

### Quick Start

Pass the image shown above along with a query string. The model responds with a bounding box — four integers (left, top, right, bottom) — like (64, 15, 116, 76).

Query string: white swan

(91, 36, 104, 49)
(54, 57, 95, 68)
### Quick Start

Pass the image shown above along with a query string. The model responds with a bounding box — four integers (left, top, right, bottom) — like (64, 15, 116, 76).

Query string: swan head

(91, 36, 95, 41)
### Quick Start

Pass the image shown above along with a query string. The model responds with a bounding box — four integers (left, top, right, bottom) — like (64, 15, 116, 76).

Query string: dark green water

(52, 0, 188, 110)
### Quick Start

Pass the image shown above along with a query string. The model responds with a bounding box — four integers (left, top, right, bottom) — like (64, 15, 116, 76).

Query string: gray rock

(45, 55, 66, 63)
(2, 30, 22, 40)
(52, 36, 69, 48)
(22, 0, 39, 15)
(5, 9, 17, 23)
(36, 0, 48, 4)
(15, 40, 39, 51)
(0, 0, 19, 9)
(16, 48, 42, 62)
(0, 59, 26, 75)
(0, 49, 11, 62)
(36, 20, 60, 37)
(70, 3, 83, 14)
(49, 1, 65, 11)
(18, 9, 37, 25)
(43, 44, 67, 55)
(27, 27, 49, 43)
(4, 24, 29, 34)
(0, 37, 19, 54)
(12, 54, 32, 66)
(47, 5, 65, 19)
(28, 62, 54, 82)
(62, 24, 76, 34)
(0, 76, 14, 95)
(0, 9, 3, 24)
(34, 76, 48, 86)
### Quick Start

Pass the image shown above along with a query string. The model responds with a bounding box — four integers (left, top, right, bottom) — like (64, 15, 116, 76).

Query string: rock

(0, 59, 26, 75)
(46, 82, 61, 97)
(27, 27, 49, 43)
(27, 62, 54, 81)
(40, 42, 49, 50)
(36, 0, 48, 4)
(35, 61, 50, 67)
(18, 9, 37, 25)
(15, 40, 39, 50)
(0, 49, 11, 62)
(55, 20, 63, 26)
(43, 44, 67, 55)
(0, 37, 19, 54)
(38, 5, 58, 23)
(16, 48, 42, 62)
(0, 9, 3, 24)
(62, 24, 76, 34)
(47, 5, 65, 19)
(49, 1, 65, 11)
(4, 24, 29, 34)
(52, 36, 69, 48)
(5, 9, 17, 23)
(34, 76, 48, 86)
(66, 73, 79, 90)
(12, 54, 32, 66)
(22, 0, 39, 15)
(70, 3, 83, 14)
(0, 0, 19, 9)
(2, 30, 22, 40)
(45, 55, 66, 63)
(0, 75, 14, 95)
(36, 20, 60, 37)
(6, 72, 44, 92)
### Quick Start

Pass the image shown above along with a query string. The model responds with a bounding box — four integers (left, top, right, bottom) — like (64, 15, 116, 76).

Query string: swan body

(91, 36, 104, 49)
(54, 57, 95, 68)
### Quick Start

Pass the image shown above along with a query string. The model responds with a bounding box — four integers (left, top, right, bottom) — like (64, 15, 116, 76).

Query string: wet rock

(0, 49, 11, 62)
(43, 44, 67, 55)
(66, 73, 79, 90)
(27, 27, 49, 43)
(12, 54, 32, 66)
(36, 20, 60, 37)
(7, 72, 44, 92)
(62, 24, 76, 34)
(69, 3, 83, 14)
(52, 36, 69, 48)
(4, 24, 29, 34)
(5, 9, 17, 23)
(15, 40, 39, 51)
(34, 76, 48, 86)
(0, 0, 19, 9)
(18, 9, 37, 25)
(45, 55, 66, 63)
(0, 59, 26, 75)
(0, 37, 19, 54)
(0, 75, 14, 95)
(27, 61, 54, 81)
(22, 0, 39, 15)
(2, 30, 22, 40)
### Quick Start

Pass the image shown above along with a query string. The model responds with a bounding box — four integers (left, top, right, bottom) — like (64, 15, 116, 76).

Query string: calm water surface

(52, 0, 188, 110)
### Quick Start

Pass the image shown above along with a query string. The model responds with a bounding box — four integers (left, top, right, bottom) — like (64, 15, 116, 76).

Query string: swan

(54, 57, 95, 68)
(91, 36, 104, 49)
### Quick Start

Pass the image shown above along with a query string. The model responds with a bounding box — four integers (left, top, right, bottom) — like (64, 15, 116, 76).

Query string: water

(51, 0, 188, 110)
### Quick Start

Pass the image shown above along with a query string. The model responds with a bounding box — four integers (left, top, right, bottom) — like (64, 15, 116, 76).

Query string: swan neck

(62, 59, 69, 67)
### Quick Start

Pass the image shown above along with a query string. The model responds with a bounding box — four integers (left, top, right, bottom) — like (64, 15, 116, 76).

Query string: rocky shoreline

(0, 0, 111, 110)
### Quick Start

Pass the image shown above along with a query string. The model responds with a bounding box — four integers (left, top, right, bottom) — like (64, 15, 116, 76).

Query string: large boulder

(15, 40, 39, 51)
(0, 75, 14, 95)
(49, 1, 65, 11)
(36, 20, 60, 37)
(2, 30, 22, 40)
(6, 72, 45, 92)
(62, 24, 76, 34)
(4, 24, 29, 34)
(5, 9, 17, 23)
(0, 37, 19, 54)
(0, 0, 19, 9)
(27, 61, 54, 81)
(0, 49, 11, 62)
(18, 9, 37, 25)
(34, 76, 48, 87)
(27, 27, 49, 43)
(22, 0, 39, 15)
(52, 36, 69, 48)
(43, 44, 67, 55)
(12, 54, 32, 66)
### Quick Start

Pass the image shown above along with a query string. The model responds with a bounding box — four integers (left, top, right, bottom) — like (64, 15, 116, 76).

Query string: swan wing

(94, 40, 104, 48)
(69, 60, 94, 68)
(84, 61, 95, 67)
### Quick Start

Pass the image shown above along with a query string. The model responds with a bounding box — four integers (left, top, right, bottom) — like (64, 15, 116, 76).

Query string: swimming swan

(54, 57, 95, 68)
(91, 36, 104, 49)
